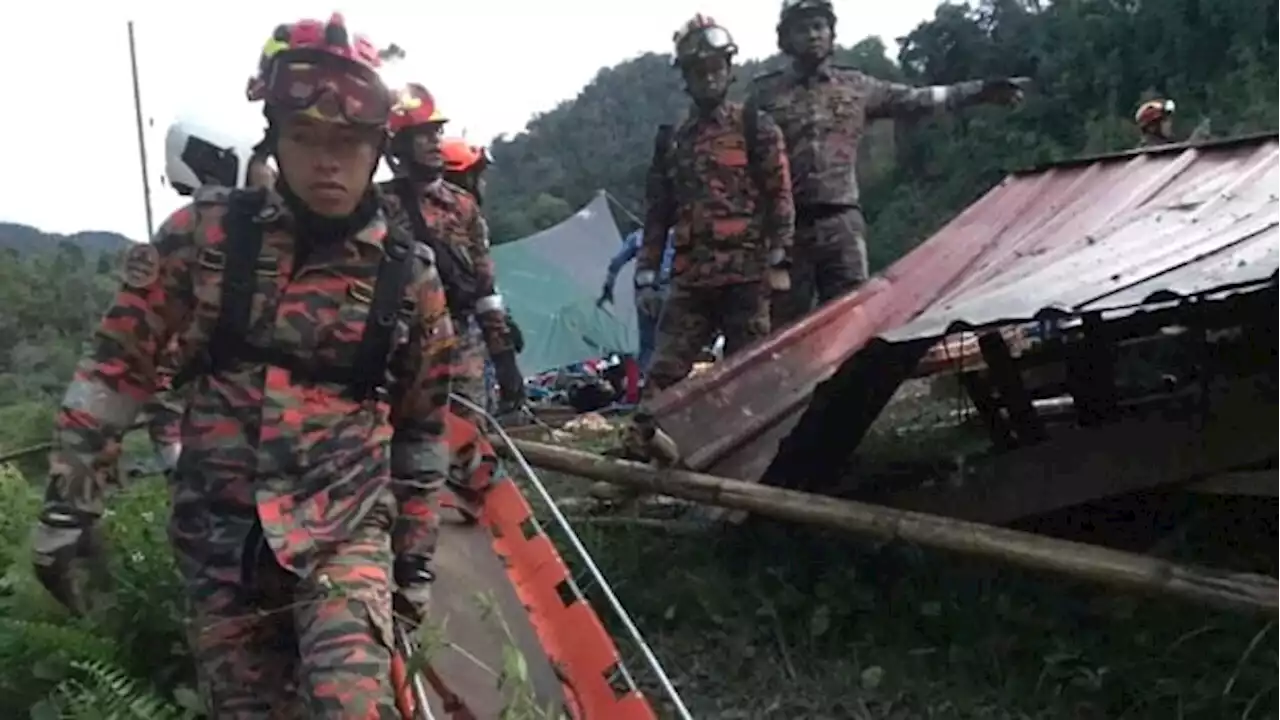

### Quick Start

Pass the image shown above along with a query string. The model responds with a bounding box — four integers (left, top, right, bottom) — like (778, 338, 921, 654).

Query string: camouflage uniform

(640, 100, 795, 391)
(44, 187, 457, 717)
(748, 61, 994, 326)
(382, 178, 508, 417)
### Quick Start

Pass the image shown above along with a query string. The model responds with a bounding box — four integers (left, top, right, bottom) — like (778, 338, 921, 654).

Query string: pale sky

(2, 0, 940, 241)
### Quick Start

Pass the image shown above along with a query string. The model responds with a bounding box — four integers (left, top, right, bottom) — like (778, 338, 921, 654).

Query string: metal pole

(127, 21, 156, 239)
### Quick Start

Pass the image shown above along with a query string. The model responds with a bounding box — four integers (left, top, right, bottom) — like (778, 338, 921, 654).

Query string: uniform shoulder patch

(120, 243, 161, 289)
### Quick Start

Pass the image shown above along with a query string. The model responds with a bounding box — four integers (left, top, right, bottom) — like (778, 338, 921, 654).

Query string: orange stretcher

(391, 409, 660, 719)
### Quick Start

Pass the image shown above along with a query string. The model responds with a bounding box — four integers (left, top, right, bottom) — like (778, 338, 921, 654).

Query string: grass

(515, 382, 1278, 719)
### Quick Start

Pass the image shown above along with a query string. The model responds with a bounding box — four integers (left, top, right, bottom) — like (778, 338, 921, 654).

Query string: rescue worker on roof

(32, 13, 455, 716)
(749, 0, 1029, 328)
(1135, 98, 1178, 147)
(147, 118, 277, 475)
(639, 15, 796, 392)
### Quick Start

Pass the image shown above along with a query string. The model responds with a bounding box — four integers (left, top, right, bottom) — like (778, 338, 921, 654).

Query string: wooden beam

(506, 439, 1278, 615)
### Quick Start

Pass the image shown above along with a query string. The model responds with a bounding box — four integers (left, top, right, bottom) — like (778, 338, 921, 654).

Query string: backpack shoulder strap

(350, 215, 417, 402)
(210, 188, 268, 364)
(172, 188, 266, 388)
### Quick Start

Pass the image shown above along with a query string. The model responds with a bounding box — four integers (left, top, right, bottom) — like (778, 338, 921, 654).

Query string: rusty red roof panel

(645, 133, 1280, 482)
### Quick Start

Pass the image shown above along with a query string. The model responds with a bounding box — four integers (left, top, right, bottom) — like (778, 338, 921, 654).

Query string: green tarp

(492, 191, 638, 373)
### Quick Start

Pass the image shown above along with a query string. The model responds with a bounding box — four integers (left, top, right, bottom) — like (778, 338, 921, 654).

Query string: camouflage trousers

(445, 316, 492, 520)
(771, 206, 868, 329)
(451, 314, 489, 418)
(186, 510, 400, 719)
(648, 281, 770, 391)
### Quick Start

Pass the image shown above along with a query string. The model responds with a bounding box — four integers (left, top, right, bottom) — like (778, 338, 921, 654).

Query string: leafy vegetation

(0, 0, 1276, 716)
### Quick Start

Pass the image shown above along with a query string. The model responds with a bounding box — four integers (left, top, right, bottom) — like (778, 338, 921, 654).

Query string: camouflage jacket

(640, 100, 795, 287)
(747, 60, 989, 208)
(380, 179, 512, 356)
(45, 187, 458, 576)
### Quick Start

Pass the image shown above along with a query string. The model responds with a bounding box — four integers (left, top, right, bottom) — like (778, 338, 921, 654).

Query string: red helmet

(441, 138, 492, 174)
(388, 83, 443, 134)
(248, 13, 391, 125)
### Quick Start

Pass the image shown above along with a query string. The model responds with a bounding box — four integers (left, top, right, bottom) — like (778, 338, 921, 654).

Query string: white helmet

(163, 117, 260, 196)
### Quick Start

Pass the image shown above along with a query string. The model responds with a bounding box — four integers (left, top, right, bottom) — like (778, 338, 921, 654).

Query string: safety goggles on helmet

(263, 48, 391, 125)
(674, 25, 738, 66)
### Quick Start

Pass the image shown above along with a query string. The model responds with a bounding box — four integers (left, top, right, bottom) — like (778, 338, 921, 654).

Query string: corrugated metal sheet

(883, 136, 1279, 342)
(645, 133, 1280, 482)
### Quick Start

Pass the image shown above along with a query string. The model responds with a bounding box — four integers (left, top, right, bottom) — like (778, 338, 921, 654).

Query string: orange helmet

(1135, 98, 1175, 130)
(389, 83, 445, 133)
(245, 13, 390, 125)
(441, 138, 492, 173)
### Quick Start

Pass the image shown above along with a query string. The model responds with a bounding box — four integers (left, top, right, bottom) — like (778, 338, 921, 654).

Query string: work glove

(492, 349, 527, 412)
(31, 508, 112, 617)
(635, 286, 664, 319)
(505, 311, 525, 354)
(393, 554, 435, 626)
(979, 76, 1031, 106)
(596, 281, 615, 309)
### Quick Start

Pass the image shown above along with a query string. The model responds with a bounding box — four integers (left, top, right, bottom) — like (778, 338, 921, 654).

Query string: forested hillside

(485, 0, 1278, 271)
(0, 1, 1275, 716)
(0, 222, 130, 257)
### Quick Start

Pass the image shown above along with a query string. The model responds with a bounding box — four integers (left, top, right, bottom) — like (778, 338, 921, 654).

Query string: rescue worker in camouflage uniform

(439, 136, 526, 364)
(639, 15, 796, 392)
(382, 87, 525, 522)
(1134, 98, 1178, 147)
(383, 85, 525, 415)
(440, 137, 493, 206)
(750, 0, 1028, 327)
(147, 118, 277, 473)
(32, 14, 456, 717)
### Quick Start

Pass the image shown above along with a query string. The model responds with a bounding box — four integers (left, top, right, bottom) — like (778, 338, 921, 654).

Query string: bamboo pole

(507, 439, 1279, 615)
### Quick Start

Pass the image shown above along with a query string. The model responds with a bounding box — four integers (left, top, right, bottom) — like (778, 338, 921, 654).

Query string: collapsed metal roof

(646, 133, 1280, 482)
(882, 134, 1279, 342)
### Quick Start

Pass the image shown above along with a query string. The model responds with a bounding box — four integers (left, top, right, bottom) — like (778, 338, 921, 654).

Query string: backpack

(390, 177, 481, 318)
(173, 188, 419, 402)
